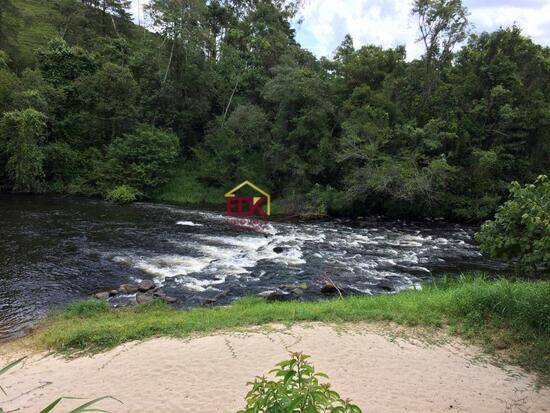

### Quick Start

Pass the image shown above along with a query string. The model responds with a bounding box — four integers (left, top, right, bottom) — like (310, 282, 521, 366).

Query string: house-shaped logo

(225, 181, 271, 217)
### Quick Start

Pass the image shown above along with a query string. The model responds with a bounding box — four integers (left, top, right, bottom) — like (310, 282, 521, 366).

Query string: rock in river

(138, 279, 155, 292)
(136, 292, 155, 304)
(94, 291, 110, 300)
(119, 283, 139, 294)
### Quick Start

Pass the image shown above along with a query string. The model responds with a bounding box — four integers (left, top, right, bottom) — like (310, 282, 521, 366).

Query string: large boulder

(94, 291, 110, 300)
(119, 283, 139, 294)
(136, 292, 155, 304)
(138, 279, 155, 292)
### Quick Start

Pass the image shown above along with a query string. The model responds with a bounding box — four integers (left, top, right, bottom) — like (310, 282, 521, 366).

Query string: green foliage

(0, 1, 548, 222)
(0, 108, 46, 192)
(153, 162, 226, 205)
(475, 175, 550, 273)
(0, 55, 20, 113)
(38, 37, 97, 87)
(102, 125, 180, 193)
(42, 142, 84, 189)
(303, 184, 329, 215)
(73, 62, 137, 144)
(239, 353, 362, 413)
(105, 185, 139, 204)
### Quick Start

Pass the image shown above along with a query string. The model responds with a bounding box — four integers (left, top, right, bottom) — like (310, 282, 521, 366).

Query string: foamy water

(110, 206, 499, 297)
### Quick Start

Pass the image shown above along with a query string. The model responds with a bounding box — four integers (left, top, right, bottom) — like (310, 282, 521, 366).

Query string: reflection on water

(0, 195, 506, 341)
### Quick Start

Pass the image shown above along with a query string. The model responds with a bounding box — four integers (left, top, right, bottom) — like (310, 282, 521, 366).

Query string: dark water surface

(0, 195, 506, 341)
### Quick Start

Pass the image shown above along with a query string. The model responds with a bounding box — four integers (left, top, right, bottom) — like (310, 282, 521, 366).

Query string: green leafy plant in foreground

(0, 357, 118, 413)
(239, 352, 362, 413)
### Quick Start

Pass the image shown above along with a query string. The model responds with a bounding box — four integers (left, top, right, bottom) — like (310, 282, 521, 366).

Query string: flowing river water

(0, 194, 506, 341)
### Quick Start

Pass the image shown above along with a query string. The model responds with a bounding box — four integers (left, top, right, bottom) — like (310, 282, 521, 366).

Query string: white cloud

(468, 1, 550, 45)
(295, 0, 420, 59)
(294, 0, 550, 60)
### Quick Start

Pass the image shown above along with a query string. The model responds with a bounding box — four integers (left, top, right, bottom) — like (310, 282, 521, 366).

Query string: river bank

(14, 277, 549, 385)
(2, 323, 549, 413)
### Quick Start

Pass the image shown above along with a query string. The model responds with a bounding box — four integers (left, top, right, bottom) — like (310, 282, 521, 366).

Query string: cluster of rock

(94, 279, 177, 305)
(258, 280, 345, 302)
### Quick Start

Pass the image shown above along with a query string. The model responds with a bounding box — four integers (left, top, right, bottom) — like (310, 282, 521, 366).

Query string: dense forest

(0, 0, 548, 221)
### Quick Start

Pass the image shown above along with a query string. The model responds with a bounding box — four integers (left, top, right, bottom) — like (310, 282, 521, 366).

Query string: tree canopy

(0, 0, 548, 221)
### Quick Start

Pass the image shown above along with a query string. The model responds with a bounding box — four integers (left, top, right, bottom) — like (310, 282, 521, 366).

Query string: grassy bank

(33, 276, 549, 382)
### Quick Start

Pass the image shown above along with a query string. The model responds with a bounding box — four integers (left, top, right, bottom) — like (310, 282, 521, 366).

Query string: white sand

(0, 324, 548, 412)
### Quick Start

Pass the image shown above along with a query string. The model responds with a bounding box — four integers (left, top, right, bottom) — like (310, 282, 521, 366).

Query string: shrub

(303, 184, 329, 216)
(101, 124, 180, 193)
(105, 185, 139, 204)
(239, 353, 362, 413)
(0, 109, 47, 192)
(475, 175, 549, 273)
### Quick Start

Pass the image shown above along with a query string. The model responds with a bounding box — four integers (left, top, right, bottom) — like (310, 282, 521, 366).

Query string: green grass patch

(34, 276, 550, 383)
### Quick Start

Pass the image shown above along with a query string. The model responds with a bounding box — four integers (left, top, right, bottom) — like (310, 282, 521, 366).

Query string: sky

(130, 0, 550, 60)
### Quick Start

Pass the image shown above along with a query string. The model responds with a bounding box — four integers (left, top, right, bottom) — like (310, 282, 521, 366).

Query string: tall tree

(412, 0, 469, 98)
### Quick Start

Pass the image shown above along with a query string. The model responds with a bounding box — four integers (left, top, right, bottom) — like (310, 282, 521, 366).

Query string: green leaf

(39, 397, 64, 413)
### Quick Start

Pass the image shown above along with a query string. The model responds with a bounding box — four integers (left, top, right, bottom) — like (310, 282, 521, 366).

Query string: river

(0, 194, 506, 341)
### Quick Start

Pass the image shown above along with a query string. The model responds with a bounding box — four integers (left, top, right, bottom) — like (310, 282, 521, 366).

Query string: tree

(80, 0, 132, 35)
(38, 37, 97, 87)
(412, 0, 469, 98)
(194, 103, 270, 187)
(0, 51, 21, 114)
(101, 124, 181, 193)
(74, 62, 138, 144)
(262, 53, 337, 193)
(0, 109, 47, 192)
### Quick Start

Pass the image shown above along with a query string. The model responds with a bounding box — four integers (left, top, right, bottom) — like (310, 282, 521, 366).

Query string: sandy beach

(0, 323, 548, 413)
